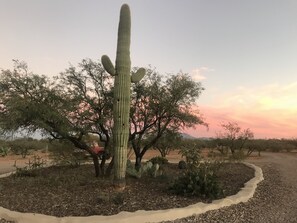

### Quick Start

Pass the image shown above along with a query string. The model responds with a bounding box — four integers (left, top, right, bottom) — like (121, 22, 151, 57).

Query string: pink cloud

(186, 106, 297, 139)
(186, 82, 297, 139)
(190, 67, 214, 81)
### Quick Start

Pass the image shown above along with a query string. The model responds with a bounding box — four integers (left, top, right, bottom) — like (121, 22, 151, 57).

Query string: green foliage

(152, 130, 182, 157)
(13, 155, 47, 177)
(179, 140, 202, 169)
(0, 59, 113, 177)
(126, 160, 160, 178)
(216, 121, 254, 157)
(266, 139, 296, 152)
(0, 146, 10, 157)
(169, 161, 222, 199)
(149, 156, 168, 165)
(243, 138, 297, 153)
(229, 149, 246, 161)
(178, 160, 187, 169)
(170, 145, 222, 199)
(48, 141, 88, 167)
(244, 139, 266, 156)
(8, 138, 47, 158)
(130, 69, 206, 167)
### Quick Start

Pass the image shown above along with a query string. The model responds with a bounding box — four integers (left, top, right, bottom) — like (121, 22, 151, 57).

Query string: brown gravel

(162, 152, 297, 223)
(0, 162, 253, 218)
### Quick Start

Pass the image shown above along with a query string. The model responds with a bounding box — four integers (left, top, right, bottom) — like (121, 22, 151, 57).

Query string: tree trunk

(135, 155, 142, 170)
(91, 154, 100, 177)
(106, 156, 114, 176)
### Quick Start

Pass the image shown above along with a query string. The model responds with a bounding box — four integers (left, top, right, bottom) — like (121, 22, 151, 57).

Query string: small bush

(179, 144, 201, 169)
(126, 160, 160, 178)
(49, 141, 88, 167)
(149, 156, 168, 165)
(169, 162, 222, 199)
(0, 146, 10, 157)
(178, 160, 187, 169)
(112, 193, 125, 205)
(13, 155, 47, 177)
(229, 150, 246, 161)
(171, 146, 222, 199)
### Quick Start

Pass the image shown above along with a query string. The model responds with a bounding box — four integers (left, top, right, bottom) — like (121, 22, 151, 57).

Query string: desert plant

(179, 142, 201, 169)
(101, 4, 145, 189)
(170, 145, 222, 199)
(48, 141, 88, 167)
(13, 155, 47, 177)
(126, 160, 160, 178)
(229, 149, 246, 161)
(178, 160, 187, 169)
(169, 161, 222, 199)
(0, 146, 10, 157)
(152, 130, 182, 157)
(149, 156, 169, 165)
(216, 122, 254, 157)
(244, 139, 266, 156)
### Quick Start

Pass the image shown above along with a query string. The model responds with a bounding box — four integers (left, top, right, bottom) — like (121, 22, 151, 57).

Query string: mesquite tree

(216, 121, 254, 155)
(101, 4, 145, 189)
(130, 69, 206, 168)
(0, 60, 113, 177)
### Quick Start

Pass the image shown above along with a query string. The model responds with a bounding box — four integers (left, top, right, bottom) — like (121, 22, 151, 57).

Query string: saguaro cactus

(101, 4, 145, 189)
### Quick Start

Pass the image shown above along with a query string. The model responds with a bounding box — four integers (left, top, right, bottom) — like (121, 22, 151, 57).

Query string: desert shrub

(149, 156, 168, 165)
(283, 143, 295, 152)
(229, 149, 246, 161)
(0, 146, 10, 157)
(13, 155, 47, 177)
(179, 143, 201, 169)
(178, 160, 187, 169)
(9, 139, 32, 158)
(8, 138, 47, 158)
(48, 141, 88, 167)
(170, 146, 222, 199)
(169, 161, 222, 199)
(244, 139, 268, 156)
(126, 160, 160, 178)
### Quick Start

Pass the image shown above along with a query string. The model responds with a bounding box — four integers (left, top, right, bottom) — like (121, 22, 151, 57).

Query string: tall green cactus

(101, 4, 145, 189)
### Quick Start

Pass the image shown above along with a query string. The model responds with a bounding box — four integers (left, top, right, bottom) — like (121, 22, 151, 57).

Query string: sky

(0, 0, 296, 139)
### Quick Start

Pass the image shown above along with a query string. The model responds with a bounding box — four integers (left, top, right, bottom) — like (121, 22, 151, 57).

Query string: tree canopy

(129, 68, 206, 167)
(0, 59, 206, 175)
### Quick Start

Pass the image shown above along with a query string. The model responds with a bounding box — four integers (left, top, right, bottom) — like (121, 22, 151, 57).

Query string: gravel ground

(0, 162, 253, 222)
(162, 152, 297, 223)
(1, 152, 297, 223)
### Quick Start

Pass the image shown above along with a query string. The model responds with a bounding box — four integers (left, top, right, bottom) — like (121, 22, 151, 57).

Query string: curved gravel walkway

(162, 152, 297, 223)
(1, 152, 297, 223)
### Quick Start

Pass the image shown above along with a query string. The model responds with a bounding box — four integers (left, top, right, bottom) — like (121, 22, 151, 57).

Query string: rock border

(0, 162, 263, 223)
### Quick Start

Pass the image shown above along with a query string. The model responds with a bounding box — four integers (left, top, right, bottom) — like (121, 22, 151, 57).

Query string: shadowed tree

(151, 129, 182, 158)
(0, 59, 113, 177)
(216, 121, 254, 156)
(0, 61, 207, 177)
(129, 68, 206, 168)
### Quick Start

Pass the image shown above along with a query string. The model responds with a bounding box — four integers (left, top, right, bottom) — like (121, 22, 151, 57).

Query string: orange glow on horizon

(186, 105, 297, 139)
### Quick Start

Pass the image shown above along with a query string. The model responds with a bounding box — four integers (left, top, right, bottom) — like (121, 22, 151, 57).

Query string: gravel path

(1, 152, 297, 223)
(162, 152, 297, 223)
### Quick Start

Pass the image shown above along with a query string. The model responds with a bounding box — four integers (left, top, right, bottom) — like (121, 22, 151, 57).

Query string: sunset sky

(0, 0, 296, 139)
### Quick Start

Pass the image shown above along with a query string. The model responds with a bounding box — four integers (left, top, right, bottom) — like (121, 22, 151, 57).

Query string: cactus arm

(131, 67, 146, 83)
(101, 55, 115, 76)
